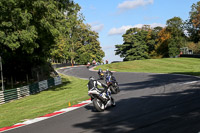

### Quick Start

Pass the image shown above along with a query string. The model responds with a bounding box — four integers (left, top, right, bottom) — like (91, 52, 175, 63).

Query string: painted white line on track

(18, 117, 49, 125)
(59, 107, 79, 112)
(182, 81, 199, 85)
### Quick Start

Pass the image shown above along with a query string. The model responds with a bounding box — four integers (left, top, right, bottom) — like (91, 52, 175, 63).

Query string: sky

(74, 0, 199, 63)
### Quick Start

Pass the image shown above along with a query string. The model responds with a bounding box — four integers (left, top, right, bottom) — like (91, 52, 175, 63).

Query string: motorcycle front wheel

(93, 98, 105, 112)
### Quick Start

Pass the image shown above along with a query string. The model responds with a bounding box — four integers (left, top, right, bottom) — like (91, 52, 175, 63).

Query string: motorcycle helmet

(89, 76, 95, 81)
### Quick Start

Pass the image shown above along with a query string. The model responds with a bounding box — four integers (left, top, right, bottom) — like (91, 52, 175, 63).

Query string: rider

(105, 69, 113, 76)
(87, 76, 108, 99)
(98, 68, 103, 75)
(105, 71, 115, 83)
(105, 69, 119, 92)
(87, 62, 90, 66)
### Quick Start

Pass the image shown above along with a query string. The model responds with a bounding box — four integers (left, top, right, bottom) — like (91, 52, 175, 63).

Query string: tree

(166, 17, 184, 36)
(50, 17, 105, 65)
(76, 23, 105, 64)
(115, 28, 149, 61)
(146, 26, 163, 58)
(166, 17, 186, 57)
(186, 1, 200, 43)
(154, 28, 171, 57)
(168, 38, 180, 57)
(146, 26, 163, 57)
(0, 0, 71, 84)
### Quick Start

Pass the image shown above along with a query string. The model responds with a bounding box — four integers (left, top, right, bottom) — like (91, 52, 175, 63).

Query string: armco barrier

(0, 76, 62, 105)
(3, 89, 18, 102)
(39, 80, 48, 91)
(17, 85, 30, 98)
(54, 76, 62, 86)
(29, 82, 39, 95)
(47, 78, 54, 88)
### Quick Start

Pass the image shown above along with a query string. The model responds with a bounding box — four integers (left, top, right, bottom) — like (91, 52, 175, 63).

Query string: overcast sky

(74, 0, 199, 63)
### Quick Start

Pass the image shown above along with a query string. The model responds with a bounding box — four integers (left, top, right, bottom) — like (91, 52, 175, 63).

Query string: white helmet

(89, 76, 95, 81)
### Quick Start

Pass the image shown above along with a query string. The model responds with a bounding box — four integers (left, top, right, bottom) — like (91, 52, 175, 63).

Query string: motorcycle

(88, 86, 116, 112)
(98, 72, 104, 80)
(105, 74, 120, 94)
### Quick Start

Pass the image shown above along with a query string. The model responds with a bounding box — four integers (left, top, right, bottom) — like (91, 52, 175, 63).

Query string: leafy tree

(115, 28, 149, 61)
(166, 17, 186, 57)
(147, 26, 163, 58)
(186, 1, 200, 43)
(0, 0, 71, 84)
(76, 23, 105, 64)
(50, 1, 82, 64)
(65, 3, 83, 66)
(146, 26, 163, 57)
(154, 28, 171, 57)
(168, 38, 180, 57)
(51, 9, 105, 65)
(51, 2, 105, 65)
(50, 35, 70, 63)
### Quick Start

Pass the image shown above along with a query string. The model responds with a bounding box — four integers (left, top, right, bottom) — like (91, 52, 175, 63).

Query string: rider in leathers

(98, 68, 103, 75)
(88, 76, 108, 100)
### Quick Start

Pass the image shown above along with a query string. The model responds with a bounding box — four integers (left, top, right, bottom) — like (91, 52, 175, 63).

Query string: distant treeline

(115, 1, 200, 61)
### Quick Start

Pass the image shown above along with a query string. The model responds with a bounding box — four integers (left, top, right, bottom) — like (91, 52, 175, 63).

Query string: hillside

(96, 58, 200, 76)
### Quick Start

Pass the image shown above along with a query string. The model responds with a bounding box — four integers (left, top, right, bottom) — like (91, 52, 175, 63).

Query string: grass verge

(96, 58, 200, 76)
(0, 74, 89, 128)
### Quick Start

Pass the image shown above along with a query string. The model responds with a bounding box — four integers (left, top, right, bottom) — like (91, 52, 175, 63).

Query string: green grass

(96, 58, 200, 76)
(0, 74, 89, 128)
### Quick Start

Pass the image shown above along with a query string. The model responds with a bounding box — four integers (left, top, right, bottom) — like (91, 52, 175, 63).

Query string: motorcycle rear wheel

(93, 98, 105, 112)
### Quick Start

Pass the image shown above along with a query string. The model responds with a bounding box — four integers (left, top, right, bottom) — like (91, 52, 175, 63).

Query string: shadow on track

(58, 66, 200, 132)
(74, 79, 200, 133)
(116, 73, 200, 92)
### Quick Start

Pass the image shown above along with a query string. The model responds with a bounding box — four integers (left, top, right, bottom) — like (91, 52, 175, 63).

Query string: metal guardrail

(3, 89, 18, 102)
(18, 85, 30, 98)
(0, 76, 62, 105)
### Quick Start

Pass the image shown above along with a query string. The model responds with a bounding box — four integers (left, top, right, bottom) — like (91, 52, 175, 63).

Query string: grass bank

(96, 58, 200, 76)
(0, 74, 89, 128)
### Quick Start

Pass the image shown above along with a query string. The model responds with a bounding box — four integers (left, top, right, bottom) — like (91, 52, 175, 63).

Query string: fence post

(19, 86, 30, 98)
(17, 88, 21, 99)
(25, 86, 30, 96)
(0, 91, 5, 104)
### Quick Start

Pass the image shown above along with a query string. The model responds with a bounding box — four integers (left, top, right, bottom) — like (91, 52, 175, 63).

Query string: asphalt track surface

(5, 66, 200, 133)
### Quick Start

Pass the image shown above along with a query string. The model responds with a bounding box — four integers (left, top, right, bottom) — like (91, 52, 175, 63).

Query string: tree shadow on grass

(47, 80, 71, 91)
(74, 74, 200, 133)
